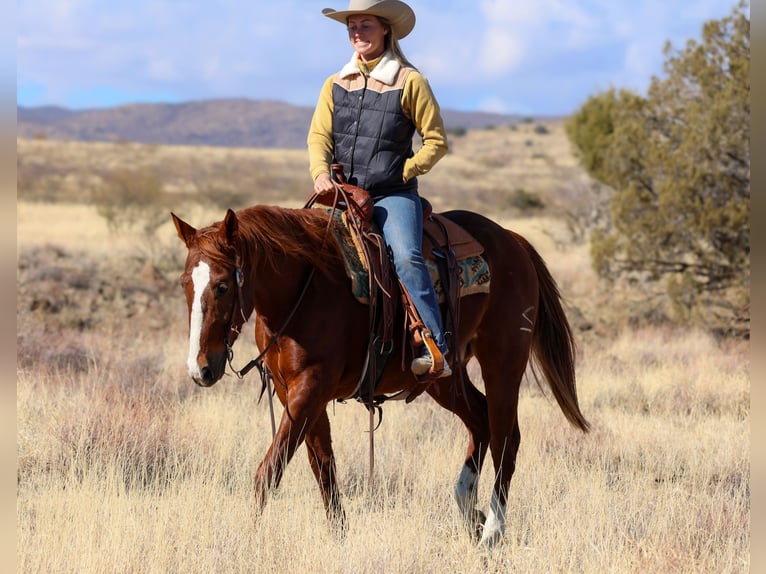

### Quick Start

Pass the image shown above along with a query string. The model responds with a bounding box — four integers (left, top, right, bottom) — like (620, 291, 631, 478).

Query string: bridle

(224, 264, 318, 376)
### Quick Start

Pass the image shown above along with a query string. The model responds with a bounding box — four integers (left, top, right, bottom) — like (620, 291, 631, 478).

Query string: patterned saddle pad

(325, 209, 491, 304)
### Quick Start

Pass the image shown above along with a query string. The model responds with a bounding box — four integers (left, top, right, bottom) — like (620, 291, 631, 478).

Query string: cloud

(476, 96, 510, 114)
(18, 1, 334, 102)
(477, 0, 597, 75)
(16, 0, 739, 114)
(479, 28, 526, 74)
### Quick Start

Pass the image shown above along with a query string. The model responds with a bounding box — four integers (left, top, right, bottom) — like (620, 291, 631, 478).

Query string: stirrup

(411, 330, 450, 378)
(410, 355, 452, 378)
(420, 330, 445, 374)
(411, 355, 432, 376)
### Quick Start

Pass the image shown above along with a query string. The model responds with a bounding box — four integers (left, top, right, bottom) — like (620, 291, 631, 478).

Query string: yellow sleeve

(401, 71, 449, 181)
(307, 75, 336, 181)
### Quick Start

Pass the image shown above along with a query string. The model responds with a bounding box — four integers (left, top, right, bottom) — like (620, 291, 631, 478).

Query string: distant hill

(17, 99, 554, 149)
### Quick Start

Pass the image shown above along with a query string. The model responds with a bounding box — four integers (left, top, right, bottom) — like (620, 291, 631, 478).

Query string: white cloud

(479, 29, 525, 74)
(16, 0, 739, 114)
(477, 0, 598, 75)
(476, 96, 509, 114)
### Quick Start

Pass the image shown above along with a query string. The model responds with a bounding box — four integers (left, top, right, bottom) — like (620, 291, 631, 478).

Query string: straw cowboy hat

(322, 0, 416, 39)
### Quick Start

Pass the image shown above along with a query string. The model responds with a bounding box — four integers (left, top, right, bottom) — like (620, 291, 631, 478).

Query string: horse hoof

(478, 521, 505, 548)
(478, 531, 503, 548)
(470, 509, 487, 541)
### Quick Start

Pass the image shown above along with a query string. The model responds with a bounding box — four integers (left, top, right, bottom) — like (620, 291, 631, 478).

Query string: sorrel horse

(172, 204, 589, 547)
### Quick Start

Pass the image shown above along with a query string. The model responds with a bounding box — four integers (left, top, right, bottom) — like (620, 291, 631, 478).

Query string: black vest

(332, 67, 417, 197)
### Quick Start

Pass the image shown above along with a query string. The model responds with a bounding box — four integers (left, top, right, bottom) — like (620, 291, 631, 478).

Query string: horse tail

(511, 232, 590, 432)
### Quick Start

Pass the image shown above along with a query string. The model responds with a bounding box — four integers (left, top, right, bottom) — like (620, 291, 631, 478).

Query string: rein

(225, 265, 318, 440)
(223, 199, 338, 439)
(305, 175, 388, 489)
(222, 183, 382, 487)
(225, 265, 318, 379)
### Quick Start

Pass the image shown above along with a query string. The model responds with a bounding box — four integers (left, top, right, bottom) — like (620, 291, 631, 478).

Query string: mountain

(17, 99, 540, 149)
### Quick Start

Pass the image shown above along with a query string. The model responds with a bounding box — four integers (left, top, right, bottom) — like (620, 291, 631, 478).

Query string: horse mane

(212, 205, 343, 277)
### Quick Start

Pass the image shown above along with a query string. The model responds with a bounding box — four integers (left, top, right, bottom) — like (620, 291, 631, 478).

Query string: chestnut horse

(171, 204, 589, 547)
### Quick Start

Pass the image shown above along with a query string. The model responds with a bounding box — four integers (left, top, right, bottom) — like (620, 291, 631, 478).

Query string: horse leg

(305, 409, 346, 530)
(427, 365, 490, 540)
(482, 417, 521, 547)
(252, 395, 323, 515)
(477, 353, 526, 547)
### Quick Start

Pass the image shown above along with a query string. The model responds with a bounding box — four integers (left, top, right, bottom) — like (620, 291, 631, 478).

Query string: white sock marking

(480, 491, 507, 546)
(187, 261, 211, 378)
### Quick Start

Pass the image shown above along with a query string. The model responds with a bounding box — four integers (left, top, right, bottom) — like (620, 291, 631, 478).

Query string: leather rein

(223, 187, 344, 438)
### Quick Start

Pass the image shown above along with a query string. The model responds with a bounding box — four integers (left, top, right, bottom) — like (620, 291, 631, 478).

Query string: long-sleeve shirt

(307, 51, 448, 185)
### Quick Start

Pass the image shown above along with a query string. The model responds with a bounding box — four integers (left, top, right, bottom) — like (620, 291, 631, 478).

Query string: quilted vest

(332, 65, 418, 197)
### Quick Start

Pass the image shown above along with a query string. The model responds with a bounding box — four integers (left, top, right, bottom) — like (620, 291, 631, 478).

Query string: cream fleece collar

(339, 51, 401, 85)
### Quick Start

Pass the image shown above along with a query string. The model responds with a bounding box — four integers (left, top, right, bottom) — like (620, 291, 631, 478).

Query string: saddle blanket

(326, 208, 491, 305)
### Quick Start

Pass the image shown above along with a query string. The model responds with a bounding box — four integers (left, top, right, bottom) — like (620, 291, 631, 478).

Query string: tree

(566, 2, 749, 336)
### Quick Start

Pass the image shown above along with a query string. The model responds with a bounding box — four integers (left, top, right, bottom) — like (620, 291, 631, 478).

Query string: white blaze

(187, 261, 211, 378)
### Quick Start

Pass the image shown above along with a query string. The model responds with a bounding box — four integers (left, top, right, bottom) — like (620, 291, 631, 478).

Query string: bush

(445, 126, 467, 137)
(92, 168, 168, 236)
(508, 188, 545, 211)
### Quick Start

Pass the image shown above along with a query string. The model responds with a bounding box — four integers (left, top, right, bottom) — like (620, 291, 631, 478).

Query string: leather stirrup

(420, 328, 445, 376)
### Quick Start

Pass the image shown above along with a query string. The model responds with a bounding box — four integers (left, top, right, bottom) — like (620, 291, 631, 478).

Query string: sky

(16, 0, 739, 116)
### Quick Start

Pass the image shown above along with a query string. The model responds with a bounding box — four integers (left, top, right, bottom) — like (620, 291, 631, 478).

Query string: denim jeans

(373, 191, 447, 355)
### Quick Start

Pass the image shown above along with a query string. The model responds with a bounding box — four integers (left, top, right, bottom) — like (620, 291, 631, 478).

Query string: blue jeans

(373, 192, 447, 355)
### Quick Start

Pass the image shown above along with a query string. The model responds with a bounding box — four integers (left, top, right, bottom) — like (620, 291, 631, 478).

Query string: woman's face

(347, 15, 388, 61)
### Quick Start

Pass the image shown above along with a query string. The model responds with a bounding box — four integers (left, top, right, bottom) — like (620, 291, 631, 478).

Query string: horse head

(172, 209, 243, 387)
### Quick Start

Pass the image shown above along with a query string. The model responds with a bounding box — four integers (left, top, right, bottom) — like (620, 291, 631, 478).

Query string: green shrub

(446, 126, 467, 137)
(567, 2, 750, 336)
(508, 188, 545, 211)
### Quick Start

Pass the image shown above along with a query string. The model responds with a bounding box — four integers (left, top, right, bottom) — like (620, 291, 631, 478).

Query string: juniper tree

(566, 2, 749, 336)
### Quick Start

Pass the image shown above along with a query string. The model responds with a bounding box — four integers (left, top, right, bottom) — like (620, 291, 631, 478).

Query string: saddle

(305, 168, 486, 404)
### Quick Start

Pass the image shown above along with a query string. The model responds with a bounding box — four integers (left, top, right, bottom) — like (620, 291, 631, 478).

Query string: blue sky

(17, 0, 738, 115)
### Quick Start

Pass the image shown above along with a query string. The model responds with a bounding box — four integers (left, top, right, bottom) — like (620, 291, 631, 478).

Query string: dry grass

(17, 325, 749, 573)
(17, 138, 311, 208)
(17, 122, 595, 217)
(17, 132, 749, 572)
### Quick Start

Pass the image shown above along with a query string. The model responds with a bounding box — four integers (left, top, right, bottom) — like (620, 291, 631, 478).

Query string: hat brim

(322, 1, 415, 39)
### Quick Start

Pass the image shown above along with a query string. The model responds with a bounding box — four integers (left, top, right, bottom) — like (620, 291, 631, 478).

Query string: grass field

(17, 128, 749, 572)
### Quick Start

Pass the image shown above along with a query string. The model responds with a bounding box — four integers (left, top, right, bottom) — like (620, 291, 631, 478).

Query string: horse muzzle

(188, 355, 226, 387)
(192, 367, 218, 387)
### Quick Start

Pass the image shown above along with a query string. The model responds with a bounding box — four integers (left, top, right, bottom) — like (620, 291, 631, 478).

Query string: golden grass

(17, 133, 749, 572)
(17, 138, 311, 208)
(17, 122, 594, 216)
(17, 325, 749, 573)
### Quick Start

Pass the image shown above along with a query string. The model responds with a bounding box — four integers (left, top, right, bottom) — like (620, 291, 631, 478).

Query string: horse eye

(213, 282, 229, 298)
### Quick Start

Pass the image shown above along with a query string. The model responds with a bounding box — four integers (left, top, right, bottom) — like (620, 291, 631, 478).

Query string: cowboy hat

(322, 0, 416, 39)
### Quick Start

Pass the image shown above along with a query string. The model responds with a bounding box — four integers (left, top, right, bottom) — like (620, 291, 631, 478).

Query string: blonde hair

(378, 17, 417, 70)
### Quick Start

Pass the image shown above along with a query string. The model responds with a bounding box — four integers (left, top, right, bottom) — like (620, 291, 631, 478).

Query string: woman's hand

(314, 172, 335, 194)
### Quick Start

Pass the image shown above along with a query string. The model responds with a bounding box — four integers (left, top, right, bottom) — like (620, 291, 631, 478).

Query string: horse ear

(221, 208, 239, 246)
(171, 212, 197, 247)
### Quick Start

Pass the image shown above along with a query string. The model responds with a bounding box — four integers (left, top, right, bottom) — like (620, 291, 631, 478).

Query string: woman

(308, 0, 451, 378)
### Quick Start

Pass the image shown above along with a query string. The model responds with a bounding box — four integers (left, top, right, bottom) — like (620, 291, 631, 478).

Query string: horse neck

(241, 241, 312, 329)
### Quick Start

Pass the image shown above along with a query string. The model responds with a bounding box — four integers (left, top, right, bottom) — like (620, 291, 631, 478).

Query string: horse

(171, 204, 589, 547)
